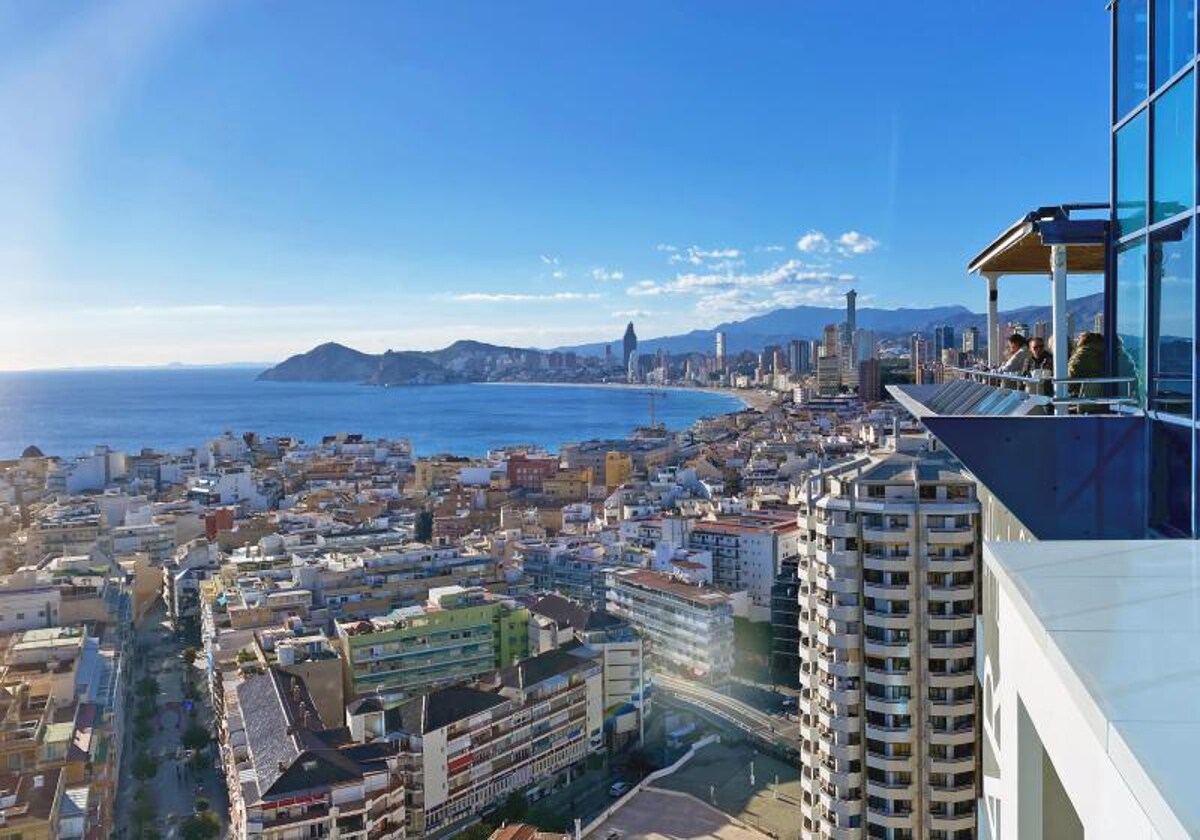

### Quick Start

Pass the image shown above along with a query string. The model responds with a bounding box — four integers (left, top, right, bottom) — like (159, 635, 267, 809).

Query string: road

(116, 603, 229, 839)
(653, 672, 801, 752)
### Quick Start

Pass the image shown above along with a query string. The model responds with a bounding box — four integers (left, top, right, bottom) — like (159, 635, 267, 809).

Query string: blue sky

(0, 1, 1109, 369)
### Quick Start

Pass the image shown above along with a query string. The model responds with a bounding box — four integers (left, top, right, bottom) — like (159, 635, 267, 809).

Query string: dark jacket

(1067, 334, 1106, 412)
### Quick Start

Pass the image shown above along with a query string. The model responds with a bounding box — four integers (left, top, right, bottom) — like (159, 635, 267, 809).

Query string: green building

(336, 585, 529, 699)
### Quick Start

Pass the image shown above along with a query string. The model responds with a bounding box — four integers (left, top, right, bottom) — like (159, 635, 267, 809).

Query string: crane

(648, 390, 668, 430)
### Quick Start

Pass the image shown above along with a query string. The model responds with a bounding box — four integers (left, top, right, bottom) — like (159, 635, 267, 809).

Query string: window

(1154, 0, 1195, 88)
(1116, 110, 1149, 235)
(1116, 240, 1149, 403)
(1117, 0, 1151, 118)
(1152, 71, 1195, 222)
(1150, 219, 1194, 414)
(1150, 421, 1193, 535)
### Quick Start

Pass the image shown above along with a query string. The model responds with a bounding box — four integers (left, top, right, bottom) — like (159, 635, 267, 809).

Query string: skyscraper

(788, 339, 812, 374)
(798, 447, 980, 840)
(962, 325, 980, 355)
(622, 322, 638, 370)
(823, 324, 841, 358)
(852, 329, 877, 363)
(715, 331, 727, 369)
(845, 288, 857, 336)
(857, 357, 882, 401)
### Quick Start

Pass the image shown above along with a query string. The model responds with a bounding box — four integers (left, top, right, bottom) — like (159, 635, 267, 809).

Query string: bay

(0, 368, 745, 459)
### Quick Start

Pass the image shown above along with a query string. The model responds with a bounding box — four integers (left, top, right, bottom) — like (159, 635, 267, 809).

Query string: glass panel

(1154, 0, 1196, 87)
(1149, 420, 1192, 536)
(1152, 71, 1195, 221)
(1116, 110, 1149, 235)
(1150, 219, 1194, 414)
(1117, 0, 1150, 119)
(1116, 239, 1148, 404)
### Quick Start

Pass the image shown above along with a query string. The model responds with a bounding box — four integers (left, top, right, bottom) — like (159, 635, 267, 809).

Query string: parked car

(608, 781, 632, 798)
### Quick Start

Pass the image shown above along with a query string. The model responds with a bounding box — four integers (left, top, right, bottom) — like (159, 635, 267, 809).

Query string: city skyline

(0, 1, 1108, 370)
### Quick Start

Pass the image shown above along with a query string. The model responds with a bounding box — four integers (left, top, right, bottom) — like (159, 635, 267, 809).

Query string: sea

(0, 368, 745, 460)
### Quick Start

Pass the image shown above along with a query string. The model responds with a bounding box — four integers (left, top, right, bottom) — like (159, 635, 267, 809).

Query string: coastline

(477, 380, 778, 413)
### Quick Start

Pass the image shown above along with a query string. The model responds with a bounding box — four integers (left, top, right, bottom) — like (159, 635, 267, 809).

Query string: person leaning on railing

(1067, 331, 1105, 413)
(994, 334, 1030, 388)
(1021, 337, 1054, 396)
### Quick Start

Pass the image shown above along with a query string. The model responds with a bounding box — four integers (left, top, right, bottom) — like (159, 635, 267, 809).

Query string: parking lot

(589, 788, 770, 840)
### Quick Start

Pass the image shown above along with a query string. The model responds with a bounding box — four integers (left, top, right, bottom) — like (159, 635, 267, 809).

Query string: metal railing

(945, 367, 1138, 412)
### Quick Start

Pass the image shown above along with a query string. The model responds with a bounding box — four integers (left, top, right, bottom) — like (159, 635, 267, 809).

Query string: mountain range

(559, 292, 1105, 356)
(258, 293, 1104, 384)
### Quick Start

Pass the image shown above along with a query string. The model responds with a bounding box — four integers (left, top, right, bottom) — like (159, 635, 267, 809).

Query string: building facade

(798, 447, 980, 840)
(605, 568, 734, 682)
(1112, 0, 1197, 537)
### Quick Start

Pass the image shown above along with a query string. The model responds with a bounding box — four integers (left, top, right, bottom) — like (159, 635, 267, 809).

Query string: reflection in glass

(1116, 240, 1147, 403)
(1152, 72, 1194, 222)
(1116, 111, 1148, 235)
(1149, 421, 1193, 536)
(1151, 220, 1193, 415)
(1117, 0, 1150, 118)
(1154, 0, 1195, 88)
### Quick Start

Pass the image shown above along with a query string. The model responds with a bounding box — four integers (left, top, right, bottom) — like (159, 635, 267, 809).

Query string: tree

(181, 647, 197, 666)
(414, 510, 434, 543)
(136, 676, 159, 699)
(194, 797, 210, 812)
(455, 823, 493, 840)
(182, 723, 211, 751)
(181, 812, 221, 840)
(132, 751, 157, 781)
(495, 792, 528, 824)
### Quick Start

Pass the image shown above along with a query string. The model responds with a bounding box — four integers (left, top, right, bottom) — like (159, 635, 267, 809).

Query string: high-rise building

(852, 328, 877, 363)
(622, 321, 638, 370)
(1033, 319, 1050, 339)
(823, 324, 841, 358)
(788, 339, 812, 374)
(909, 333, 929, 372)
(961, 325, 980, 355)
(845, 288, 857, 336)
(626, 348, 640, 383)
(857, 357, 882, 401)
(798, 446, 980, 840)
(933, 324, 956, 359)
(715, 331, 727, 368)
(816, 355, 841, 396)
(1093, 311, 1104, 334)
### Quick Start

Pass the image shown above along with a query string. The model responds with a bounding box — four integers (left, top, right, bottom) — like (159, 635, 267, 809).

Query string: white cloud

(591, 267, 625, 282)
(626, 280, 665, 297)
(797, 231, 832, 254)
(798, 229, 880, 256)
(451, 292, 599, 303)
(668, 245, 743, 266)
(655, 243, 678, 253)
(612, 309, 650, 319)
(836, 230, 880, 254)
(539, 254, 559, 265)
(551, 269, 566, 280)
(757, 244, 785, 253)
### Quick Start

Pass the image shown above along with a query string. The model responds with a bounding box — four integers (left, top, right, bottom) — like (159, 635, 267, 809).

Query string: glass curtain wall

(1112, 0, 1198, 535)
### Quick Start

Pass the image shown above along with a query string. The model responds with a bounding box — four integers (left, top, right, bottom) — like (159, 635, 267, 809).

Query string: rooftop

(609, 569, 731, 606)
(986, 540, 1200, 838)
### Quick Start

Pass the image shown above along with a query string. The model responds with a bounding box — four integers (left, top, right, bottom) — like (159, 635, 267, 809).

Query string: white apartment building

(374, 645, 604, 837)
(688, 514, 801, 617)
(0, 568, 60, 632)
(798, 445, 980, 840)
(605, 568, 734, 682)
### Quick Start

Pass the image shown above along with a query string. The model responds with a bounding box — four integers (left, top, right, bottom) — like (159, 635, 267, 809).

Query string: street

(115, 603, 229, 839)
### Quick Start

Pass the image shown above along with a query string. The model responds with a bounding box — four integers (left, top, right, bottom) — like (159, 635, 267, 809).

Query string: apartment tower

(798, 442, 980, 840)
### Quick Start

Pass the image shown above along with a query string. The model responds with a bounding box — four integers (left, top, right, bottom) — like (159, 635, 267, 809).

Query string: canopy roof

(967, 204, 1109, 275)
